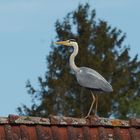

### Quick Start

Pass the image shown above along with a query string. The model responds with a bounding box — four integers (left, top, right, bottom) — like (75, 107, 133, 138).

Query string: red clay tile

(0, 115, 139, 140)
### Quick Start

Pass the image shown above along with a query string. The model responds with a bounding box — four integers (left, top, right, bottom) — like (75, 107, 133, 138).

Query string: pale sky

(0, 0, 139, 116)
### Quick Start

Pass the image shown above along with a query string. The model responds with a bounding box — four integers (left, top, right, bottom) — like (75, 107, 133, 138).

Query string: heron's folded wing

(76, 68, 113, 92)
(76, 70, 102, 89)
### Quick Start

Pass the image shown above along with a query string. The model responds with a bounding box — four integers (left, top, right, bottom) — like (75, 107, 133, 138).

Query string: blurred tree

(17, 4, 140, 119)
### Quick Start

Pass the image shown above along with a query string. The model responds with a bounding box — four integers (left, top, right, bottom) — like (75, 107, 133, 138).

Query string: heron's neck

(70, 43, 80, 73)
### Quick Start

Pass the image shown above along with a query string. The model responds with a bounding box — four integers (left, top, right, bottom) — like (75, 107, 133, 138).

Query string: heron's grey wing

(76, 67, 113, 92)
(76, 70, 101, 89)
(81, 67, 107, 81)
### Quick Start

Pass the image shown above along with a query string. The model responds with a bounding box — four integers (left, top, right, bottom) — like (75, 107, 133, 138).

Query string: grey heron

(55, 39, 113, 117)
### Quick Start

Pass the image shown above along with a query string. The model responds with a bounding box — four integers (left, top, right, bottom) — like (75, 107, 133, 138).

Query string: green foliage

(17, 3, 140, 119)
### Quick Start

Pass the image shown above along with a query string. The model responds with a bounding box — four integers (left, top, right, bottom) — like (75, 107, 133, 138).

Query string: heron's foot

(84, 111, 98, 118)
(85, 110, 99, 118)
(84, 114, 99, 119)
(84, 114, 90, 119)
(84, 111, 92, 119)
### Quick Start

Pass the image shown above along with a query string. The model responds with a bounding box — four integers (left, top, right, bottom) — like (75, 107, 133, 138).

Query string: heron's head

(55, 39, 77, 47)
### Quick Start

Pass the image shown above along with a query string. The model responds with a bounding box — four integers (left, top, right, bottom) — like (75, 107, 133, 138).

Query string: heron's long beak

(55, 40, 69, 46)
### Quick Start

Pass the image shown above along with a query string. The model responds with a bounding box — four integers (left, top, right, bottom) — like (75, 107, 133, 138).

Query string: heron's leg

(94, 94, 98, 116)
(85, 91, 95, 118)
